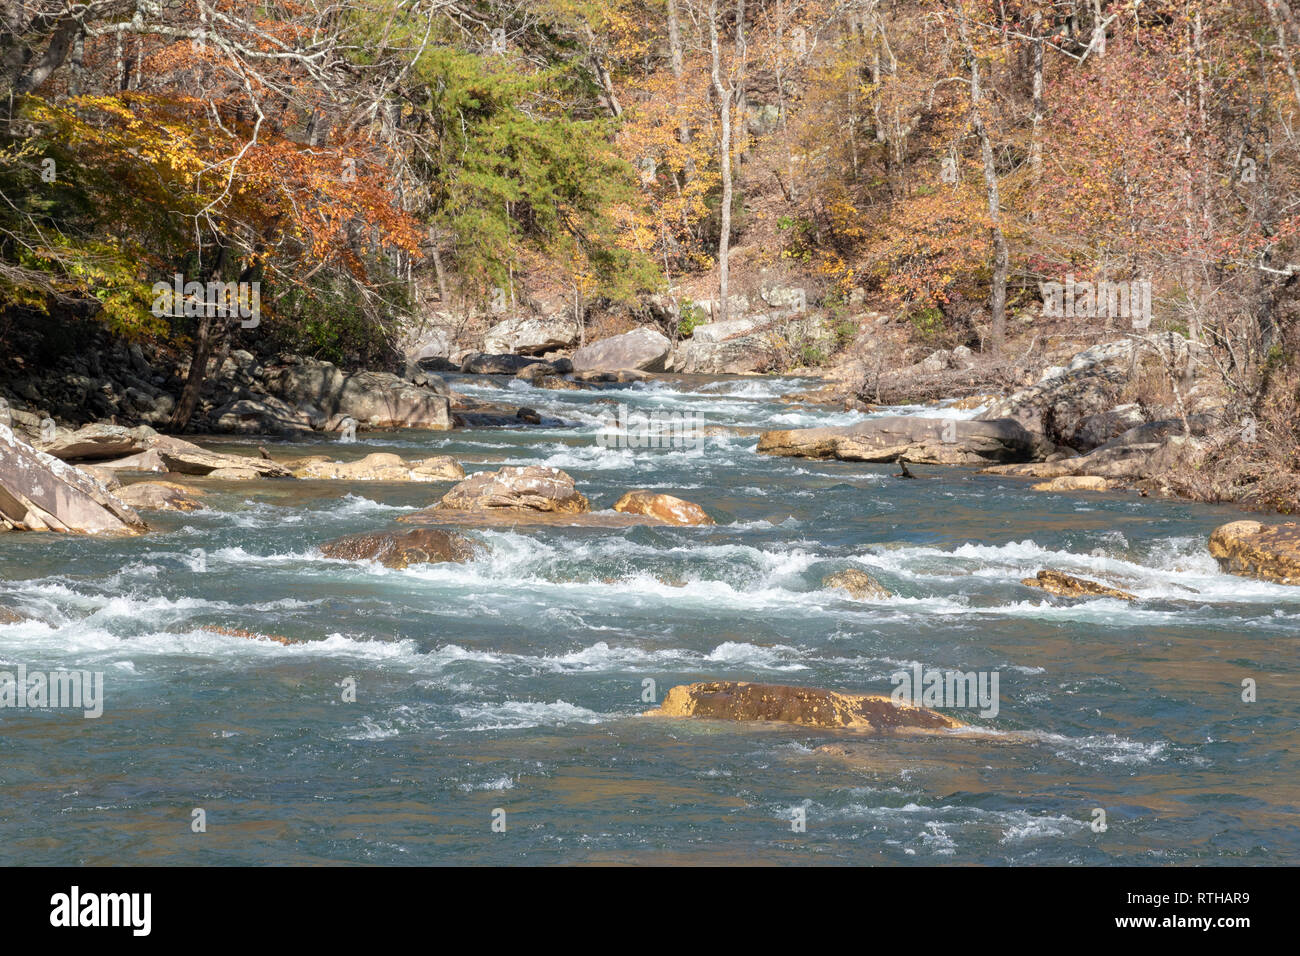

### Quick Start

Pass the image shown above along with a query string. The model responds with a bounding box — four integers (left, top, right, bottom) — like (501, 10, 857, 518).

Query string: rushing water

(1, 374, 1297, 865)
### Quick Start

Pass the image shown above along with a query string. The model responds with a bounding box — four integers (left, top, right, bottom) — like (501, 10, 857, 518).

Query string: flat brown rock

(292, 452, 464, 482)
(1031, 475, 1120, 492)
(1208, 520, 1300, 585)
(1021, 569, 1136, 600)
(319, 528, 483, 568)
(645, 680, 963, 732)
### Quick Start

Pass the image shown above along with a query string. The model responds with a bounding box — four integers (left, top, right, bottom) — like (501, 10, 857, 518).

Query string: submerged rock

(1021, 569, 1136, 601)
(198, 625, 297, 646)
(757, 416, 1036, 465)
(116, 481, 206, 512)
(612, 490, 714, 526)
(436, 466, 590, 514)
(319, 528, 483, 569)
(0, 606, 25, 624)
(0, 424, 147, 534)
(645, 681, 963, 732)
(1208, 520, 1300, 585)
(822, 569, 891, 600)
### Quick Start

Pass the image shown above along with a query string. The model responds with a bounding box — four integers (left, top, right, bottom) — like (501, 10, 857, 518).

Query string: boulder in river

(822, 569, 891, 600)
(645, 681, 963, 732)
(571, 327, 671, 373)
(1021, 569, 1136, 601)
(1031, 475, 1121, 492)
(612, 490, 714, 526)
(757, 416, 1036, 465)
(0, 606, 25, 624)
(1208, 520, 1300, 585)
(116, 481, 206, 512)
(0, 424, 147, 534)
(435, 466, 590, 514)
(147, 435, 292, 478)
(319, 528, 483, 569)
(291, 453, 464, 482)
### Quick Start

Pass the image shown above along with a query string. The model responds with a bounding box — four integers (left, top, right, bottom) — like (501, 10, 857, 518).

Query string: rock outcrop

(319, 528, 483, 568)
(1208, 521, 1300, 585)
(612, 491, 714, 526)
(262, 358, 451, 430)
(483, 315, 578, 355)
(1021, 569, 1136, 600)
(645, 681, 963, 731)
(758, 416, 1036, 465)
(822, 569, 891, 600)
(0, 424, 147, 534)
(976, 341, 1137, 450)
(571, 327, 672, 373)
(435, 466, 591, 513)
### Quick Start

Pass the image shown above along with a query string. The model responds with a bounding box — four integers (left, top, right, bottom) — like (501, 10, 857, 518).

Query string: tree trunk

(958, 4, 1008, 352)
(709, 1, 733, 323)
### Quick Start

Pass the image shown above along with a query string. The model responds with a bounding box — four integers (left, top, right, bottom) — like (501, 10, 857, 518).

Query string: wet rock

(1031, 475, 1121, 492)
(116, 481, 206, 512)
(0, 607, 25, 624)
(1021, 569, 1136, 600)
(0, 424, 147, 534)
(1208, 520, 1300, 585)
(198, 625, 297, 646)
(613, 490, 714, 526)
(436, 466, 590, 514)
(822, 569, 891, 600)
(319, 528, 483, 569)
(645, 681, 964, 732)
(757, 416, 1036, 465)
(291, 453, 464, 482)
(571, 328, 671, 373)
(516, 407, 542, 425)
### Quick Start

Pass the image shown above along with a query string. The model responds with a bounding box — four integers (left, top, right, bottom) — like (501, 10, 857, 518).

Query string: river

(1, 374, 1296, 864)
